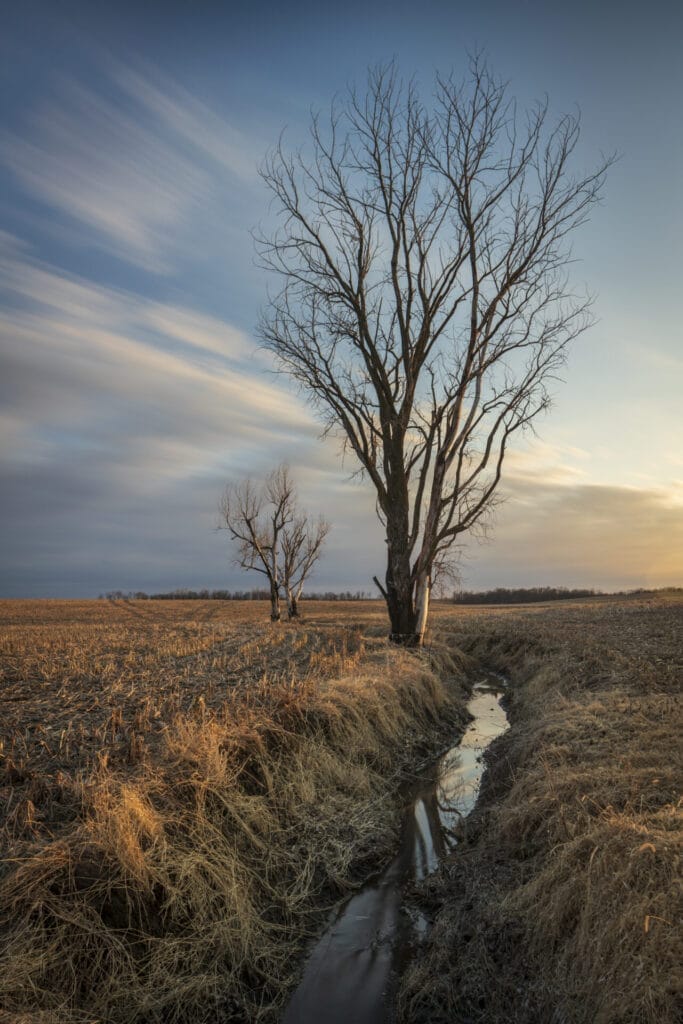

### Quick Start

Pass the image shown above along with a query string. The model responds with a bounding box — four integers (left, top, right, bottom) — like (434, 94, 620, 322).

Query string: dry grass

(0, 599, 386, 785)
(0, 599, 468, 1023)
(400, 592, 683, 1024)
(3, 594, 680, 1023)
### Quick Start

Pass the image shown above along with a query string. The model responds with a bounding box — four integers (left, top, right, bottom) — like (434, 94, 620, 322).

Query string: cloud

(501, 438, 592, 487)
(1, 253, 680, 599)
(2, 88, 203, 271)
(0, 62, 261, 272)
(0, 246, 316, 482)
(114, 63, 260, 183)
(460, 474, 683, 590)
(0, 238, 385, 597)
(1, 242, 681, 598)
(1, 54, 681, 599)
(0, 239, 342, 596)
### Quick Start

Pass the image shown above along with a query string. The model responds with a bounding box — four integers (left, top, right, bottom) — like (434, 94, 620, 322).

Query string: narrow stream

(281, 674, 509, 1024)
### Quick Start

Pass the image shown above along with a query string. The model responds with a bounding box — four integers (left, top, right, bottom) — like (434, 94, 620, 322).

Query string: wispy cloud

(503, 439, 593, 487)
(1, 241, 681, 596)
(114, 63, 260, 183)
(0, 245, 315, 484)
(0, 62, 261, 272)
(0, 227, 332, 595)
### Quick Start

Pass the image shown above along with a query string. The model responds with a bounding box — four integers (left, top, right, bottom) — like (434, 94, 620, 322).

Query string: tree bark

(384, 469, 422, 643)
(385, 542, 419, 644)
(270, 583, 281, 622)
(286, 589, 299, 619)
(414, 573, 431, 645)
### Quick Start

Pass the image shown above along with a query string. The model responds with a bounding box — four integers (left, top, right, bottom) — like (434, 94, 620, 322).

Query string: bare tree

(219, 465, 294, 621)
(280, 513, 331, 618)
(219, 465, 329, 621)
(257, 57, 611, 645)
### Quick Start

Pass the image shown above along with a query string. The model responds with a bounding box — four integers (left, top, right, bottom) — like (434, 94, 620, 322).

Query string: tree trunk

(270, 583, 281, 622)
(286, 589, 299, 619)
(414, 572, 430, 645)
(385, 541, 419, 645)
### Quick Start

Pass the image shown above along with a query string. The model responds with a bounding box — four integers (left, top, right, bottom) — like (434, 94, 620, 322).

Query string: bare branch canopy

(257, 56, 612, 644)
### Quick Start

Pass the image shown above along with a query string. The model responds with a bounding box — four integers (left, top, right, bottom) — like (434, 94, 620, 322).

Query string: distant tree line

(101, 586, 679, 604)
(101, 589, 375, 602)
(450, 586, 681, 604)
(452, 587, 601, 604)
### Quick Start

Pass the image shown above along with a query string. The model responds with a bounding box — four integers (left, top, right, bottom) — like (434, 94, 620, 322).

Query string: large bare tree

(257, 58, 611, 645)
(220, 465, 329, 620)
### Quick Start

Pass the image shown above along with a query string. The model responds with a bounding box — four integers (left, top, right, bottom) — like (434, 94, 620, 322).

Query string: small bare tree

(219, 465, 329, 620)
(280, 513, 331, 618)
(219, 465, 294, 621)
(257, 57, 612, 645)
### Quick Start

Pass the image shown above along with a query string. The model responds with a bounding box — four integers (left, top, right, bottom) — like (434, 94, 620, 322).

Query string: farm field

(0, 594, 681, 1023)
(0, 597, 467, 1022)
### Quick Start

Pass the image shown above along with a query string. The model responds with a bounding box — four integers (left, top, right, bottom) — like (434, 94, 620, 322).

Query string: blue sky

(1, 0, 681, 596)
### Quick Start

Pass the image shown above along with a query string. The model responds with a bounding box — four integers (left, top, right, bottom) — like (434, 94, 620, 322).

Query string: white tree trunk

(286, 587, 299, 619)
(414, 574, 430, 644)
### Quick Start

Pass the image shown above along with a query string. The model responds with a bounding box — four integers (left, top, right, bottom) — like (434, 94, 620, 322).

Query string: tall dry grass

(400, 594, 682, 1024)
(0, 601, 467, 1022)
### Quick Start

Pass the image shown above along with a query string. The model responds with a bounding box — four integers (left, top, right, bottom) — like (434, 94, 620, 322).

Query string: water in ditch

(280, 674, 509, 1024)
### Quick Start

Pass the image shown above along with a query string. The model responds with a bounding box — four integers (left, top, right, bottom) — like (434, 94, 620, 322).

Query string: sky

(0, 0, 681, 597)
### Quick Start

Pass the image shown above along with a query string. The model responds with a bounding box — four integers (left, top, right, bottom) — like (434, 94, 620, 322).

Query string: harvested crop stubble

(400, 594, 683, 1024)
(0, 600, 467, 1023)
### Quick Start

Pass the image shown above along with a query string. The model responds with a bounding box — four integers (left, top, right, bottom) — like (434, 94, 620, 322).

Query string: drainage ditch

(281, 673, 510, 1024)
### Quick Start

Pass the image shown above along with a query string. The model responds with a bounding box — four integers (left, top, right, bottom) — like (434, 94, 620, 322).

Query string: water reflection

(280, 676, 509, 1024)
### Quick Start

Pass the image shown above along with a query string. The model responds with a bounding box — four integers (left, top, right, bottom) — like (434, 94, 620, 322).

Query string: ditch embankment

(400, 595, 682, 1024)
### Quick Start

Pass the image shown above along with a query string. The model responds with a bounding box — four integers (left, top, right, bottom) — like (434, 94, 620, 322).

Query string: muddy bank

(399, 597, 682, 1024)
(281, 675, 509, 1024)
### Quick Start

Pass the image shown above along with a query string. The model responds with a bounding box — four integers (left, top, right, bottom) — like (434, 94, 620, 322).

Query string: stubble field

(0, 594, 681, 1023)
